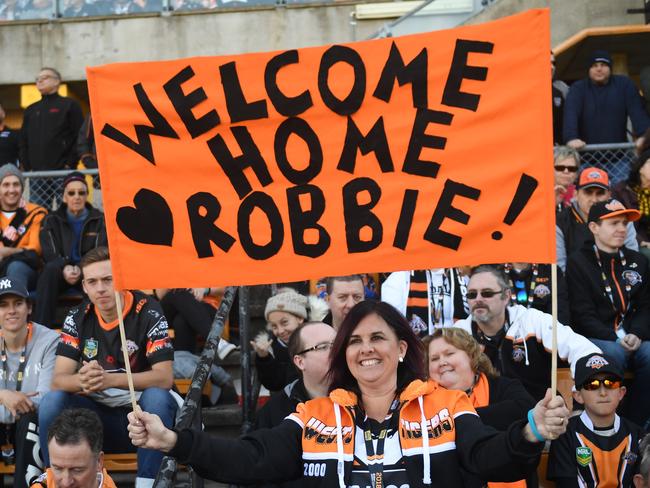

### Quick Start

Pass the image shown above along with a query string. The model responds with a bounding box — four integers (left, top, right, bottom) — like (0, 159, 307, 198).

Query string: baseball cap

(574, 353, 623, 389)
(587, 198, 641, 224)
(577, 167, 609, 191)
(0, 277, 29, 299)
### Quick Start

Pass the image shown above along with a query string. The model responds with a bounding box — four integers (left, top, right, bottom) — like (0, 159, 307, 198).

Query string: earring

(398, 356, 404, 363)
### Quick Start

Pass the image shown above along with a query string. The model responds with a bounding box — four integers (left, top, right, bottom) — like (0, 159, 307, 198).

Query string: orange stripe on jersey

(60, 333, 80, 349)
(95, 291, 134, 331)
(580, 433, 630, 487)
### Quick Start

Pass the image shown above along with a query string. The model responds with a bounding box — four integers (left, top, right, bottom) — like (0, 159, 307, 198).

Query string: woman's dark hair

(627, 149, 650, 188)
(327, 300, 425, 397)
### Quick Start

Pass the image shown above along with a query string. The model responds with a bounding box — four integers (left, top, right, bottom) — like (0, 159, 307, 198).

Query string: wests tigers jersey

(547, 411, 643, 488)
(57, 290, 173, 372)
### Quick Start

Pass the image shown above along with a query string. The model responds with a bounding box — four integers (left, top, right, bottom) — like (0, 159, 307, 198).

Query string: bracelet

(527, 408, 545, 442)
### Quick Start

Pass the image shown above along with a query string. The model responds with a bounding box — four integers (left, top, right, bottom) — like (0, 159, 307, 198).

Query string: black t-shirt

(57, 290, 173, 372)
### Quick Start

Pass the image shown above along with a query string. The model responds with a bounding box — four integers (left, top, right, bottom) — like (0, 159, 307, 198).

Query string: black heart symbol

(116, 189, 173, 246)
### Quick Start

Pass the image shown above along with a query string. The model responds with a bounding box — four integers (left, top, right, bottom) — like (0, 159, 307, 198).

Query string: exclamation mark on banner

(491, 174, 538, 240)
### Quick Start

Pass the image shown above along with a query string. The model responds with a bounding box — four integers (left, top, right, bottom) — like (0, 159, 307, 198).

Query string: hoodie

(170, 379, 543, 487)
(455, 305, 601, 400)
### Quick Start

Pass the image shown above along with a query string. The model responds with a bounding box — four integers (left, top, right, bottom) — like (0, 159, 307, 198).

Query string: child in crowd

(547, 352, 644, 487)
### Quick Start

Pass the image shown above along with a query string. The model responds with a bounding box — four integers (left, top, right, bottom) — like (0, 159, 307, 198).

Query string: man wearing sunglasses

(547, 353, 644, 488)
(456, 265, 599, 401)
(255, 322, 336, 431)
(33, 172, 107, 328)
(557, 167, 639, 272)
(567, 199, 650, 429)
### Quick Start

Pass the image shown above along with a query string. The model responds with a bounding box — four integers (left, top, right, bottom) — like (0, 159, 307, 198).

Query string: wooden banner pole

(550, 263, 558, 395)
(115, 290, 139, 412)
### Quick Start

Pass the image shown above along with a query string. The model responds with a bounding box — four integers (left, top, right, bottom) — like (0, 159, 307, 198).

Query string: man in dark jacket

(563, 50, 650, 148)
(0, 103, 19, 167)
(255, 321, 335, 430)
(566, 199, 650, 428)
(19, 68, 83, 172)
(556, 167, 638, 271)
(33, 171, 106, 327)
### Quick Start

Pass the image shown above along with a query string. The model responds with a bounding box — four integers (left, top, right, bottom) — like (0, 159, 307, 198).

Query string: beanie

(63, 171, 88, 192)
(264, 290, 309, 321)
(0, 164, 23, 188)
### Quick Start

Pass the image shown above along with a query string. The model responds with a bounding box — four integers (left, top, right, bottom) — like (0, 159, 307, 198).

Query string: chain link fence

(23, 169, 101, 211)
(579, 142, 637, 186)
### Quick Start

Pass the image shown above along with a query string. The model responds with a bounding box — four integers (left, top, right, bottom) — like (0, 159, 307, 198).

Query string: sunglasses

(296, 341, 333, 356)
(554, 165, 578, 173)
(581, 378, 621, 391)
(66, 190, 87, 197)
(466, 289, 504, 300)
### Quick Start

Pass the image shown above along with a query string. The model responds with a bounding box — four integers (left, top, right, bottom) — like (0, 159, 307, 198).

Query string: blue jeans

(38, 388, 177, 479)
(6, 260, 37, 291)
(589, 338, 650, 428)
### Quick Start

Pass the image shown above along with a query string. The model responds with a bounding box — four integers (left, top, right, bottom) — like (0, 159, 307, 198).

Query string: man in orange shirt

(0, 164, 47, 289)
(31, 408, 117, 488)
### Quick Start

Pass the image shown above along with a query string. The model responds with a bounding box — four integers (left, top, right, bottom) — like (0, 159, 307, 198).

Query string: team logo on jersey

(533, 284, 550, 298)
(125, 340, 139, 356)
(576, 446, 592, 466)
(622, 270, 642, 286)
(512, 345, 525, 363)
(83, 338, 98, 359)
(585, 355, 609, 370)
(624, 452, 638, 464)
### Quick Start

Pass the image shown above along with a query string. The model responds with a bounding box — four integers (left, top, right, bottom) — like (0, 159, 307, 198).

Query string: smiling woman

(424, 328, 536, 487)
(127, 300, 571, 488)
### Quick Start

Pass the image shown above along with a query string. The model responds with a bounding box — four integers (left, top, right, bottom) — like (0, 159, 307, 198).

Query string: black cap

(574, 353, 624, 389)
(587, 198, 641, 224)
(588, 49, 612, 68)
(0, 277, 29, 299)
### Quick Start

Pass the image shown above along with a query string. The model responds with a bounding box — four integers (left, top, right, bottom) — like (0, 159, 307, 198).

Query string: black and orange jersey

(57, 289, 173, 372)
(547, 411, 643, 488)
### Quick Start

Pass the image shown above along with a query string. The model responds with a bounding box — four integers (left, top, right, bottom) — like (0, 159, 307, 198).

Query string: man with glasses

(567, 199, 650, 429)
(456, 265, 599, 400)
(38, 246, 177, 488)
(547, 353, 644, 488)
(556, 167, 638, 271)
(255, 321, 336, 432)
(33, 172, 107, 327)
(19, 67, 83, 173)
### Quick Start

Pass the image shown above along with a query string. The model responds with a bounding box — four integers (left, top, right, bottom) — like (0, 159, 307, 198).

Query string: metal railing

(579, 142, 637, 186)
(0, 0, 340, 21)
(23, 168, 101, 211)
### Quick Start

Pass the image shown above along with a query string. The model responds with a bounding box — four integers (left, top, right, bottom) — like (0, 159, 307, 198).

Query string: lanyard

(360, 398, 401, 488)
(1, 323, 31, 393)
(592, 245, 630, 330)
(505, 264, 538, 308)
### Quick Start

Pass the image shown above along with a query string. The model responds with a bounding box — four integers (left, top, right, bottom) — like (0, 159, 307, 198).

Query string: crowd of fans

(0, 49, 649, 487)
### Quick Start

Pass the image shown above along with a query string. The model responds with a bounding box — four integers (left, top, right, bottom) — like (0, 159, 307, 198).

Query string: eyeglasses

(35, 75, 56, 83)
(554, 165, 578, 173)
(66, 190, 87, 197)
(581, 378, 621, 391)
(466, 289, 504, 300)
(297, 342, 333, 355)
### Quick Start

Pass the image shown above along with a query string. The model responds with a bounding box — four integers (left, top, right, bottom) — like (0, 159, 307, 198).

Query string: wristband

(527, 408, 545, 442)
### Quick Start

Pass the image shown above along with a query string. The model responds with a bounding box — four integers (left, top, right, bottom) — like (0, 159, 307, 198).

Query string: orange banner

(87, 9, 554, 290)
